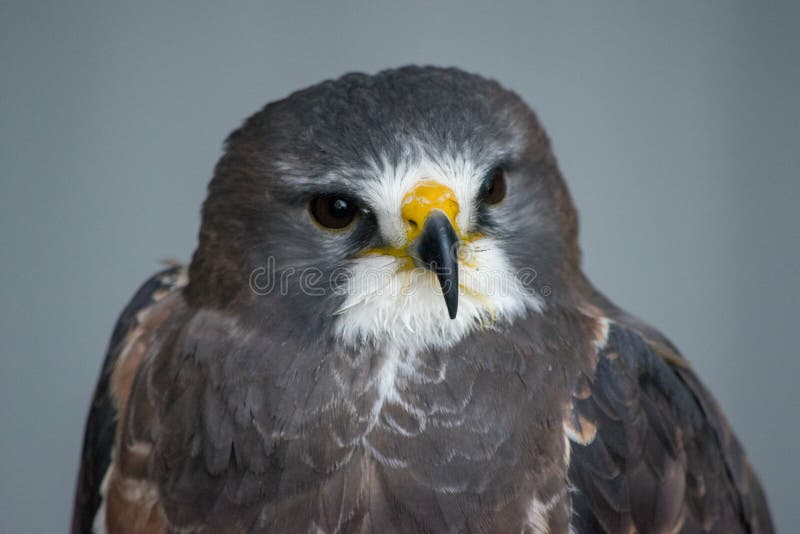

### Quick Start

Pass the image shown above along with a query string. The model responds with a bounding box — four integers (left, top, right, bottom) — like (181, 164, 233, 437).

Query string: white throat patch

(333, 235, 542, 351)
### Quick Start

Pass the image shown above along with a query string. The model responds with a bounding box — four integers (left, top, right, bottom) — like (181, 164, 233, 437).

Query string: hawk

(72, 66, 773, 533)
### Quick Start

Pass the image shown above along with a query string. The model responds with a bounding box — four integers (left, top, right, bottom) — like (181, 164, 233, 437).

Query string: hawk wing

(71, 265, 187, 534)
(566, 312, 773, 533)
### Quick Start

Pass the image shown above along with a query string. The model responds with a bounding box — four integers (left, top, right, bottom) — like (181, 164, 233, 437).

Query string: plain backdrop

(1, 1, 798, 532)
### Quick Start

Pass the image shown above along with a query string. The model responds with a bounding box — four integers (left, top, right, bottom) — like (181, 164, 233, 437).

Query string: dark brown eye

(483, 168, 507, 205)
(310, 195, 358, 229)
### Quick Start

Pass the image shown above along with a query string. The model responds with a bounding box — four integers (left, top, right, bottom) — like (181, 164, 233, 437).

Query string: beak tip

(443, 287, 459, 320)
(413, 210, 461, 322)
(437, 272, 459, 320)
(447, 304, 458, 320)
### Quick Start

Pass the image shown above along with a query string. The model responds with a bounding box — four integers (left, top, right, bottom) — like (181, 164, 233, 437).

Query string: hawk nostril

(407, 219, 418, 229)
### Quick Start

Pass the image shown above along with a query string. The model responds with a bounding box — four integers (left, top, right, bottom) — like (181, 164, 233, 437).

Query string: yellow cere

(360, 180, 485, 268)
(401, 180, 460, 241)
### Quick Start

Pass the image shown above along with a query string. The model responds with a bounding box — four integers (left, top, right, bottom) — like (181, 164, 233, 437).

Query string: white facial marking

(332, 151, 541, 351)
(359, 149, 485, 247)
(334, 236, 541, 351)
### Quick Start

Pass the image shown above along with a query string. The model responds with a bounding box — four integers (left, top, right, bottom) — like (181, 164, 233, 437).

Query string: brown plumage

(72, 66, 773, 533)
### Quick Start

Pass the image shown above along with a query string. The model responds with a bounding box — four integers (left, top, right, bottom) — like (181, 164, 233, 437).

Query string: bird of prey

(72, 66, 773, 533)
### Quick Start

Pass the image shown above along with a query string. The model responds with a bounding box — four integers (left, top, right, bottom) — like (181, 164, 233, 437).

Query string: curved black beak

(411, 210, 460, 319)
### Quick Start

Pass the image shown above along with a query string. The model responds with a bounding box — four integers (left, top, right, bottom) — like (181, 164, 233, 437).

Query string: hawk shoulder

(566, 317, 773, 533)
(71, 265, 187, 534)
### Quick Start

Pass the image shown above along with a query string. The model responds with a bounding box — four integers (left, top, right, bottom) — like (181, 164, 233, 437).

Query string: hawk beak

(402, 181, 460, 319)
(411, 210, 460, 319)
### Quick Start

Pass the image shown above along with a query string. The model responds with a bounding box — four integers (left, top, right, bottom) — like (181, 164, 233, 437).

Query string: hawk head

(187, 66, 581, 351)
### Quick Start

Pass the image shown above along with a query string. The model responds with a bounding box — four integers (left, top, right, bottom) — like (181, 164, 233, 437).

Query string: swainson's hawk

(72, 66, 773, 533)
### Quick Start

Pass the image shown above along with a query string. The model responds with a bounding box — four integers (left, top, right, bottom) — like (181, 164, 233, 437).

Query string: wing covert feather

(567, 321, 773, 533)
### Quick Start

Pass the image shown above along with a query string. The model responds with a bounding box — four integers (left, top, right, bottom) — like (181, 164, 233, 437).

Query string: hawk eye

(310, 195, 358, 229)
(482, 167, 507, 205)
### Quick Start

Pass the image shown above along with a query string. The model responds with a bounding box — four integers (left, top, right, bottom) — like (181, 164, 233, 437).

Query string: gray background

(1, 1, 797, 532)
